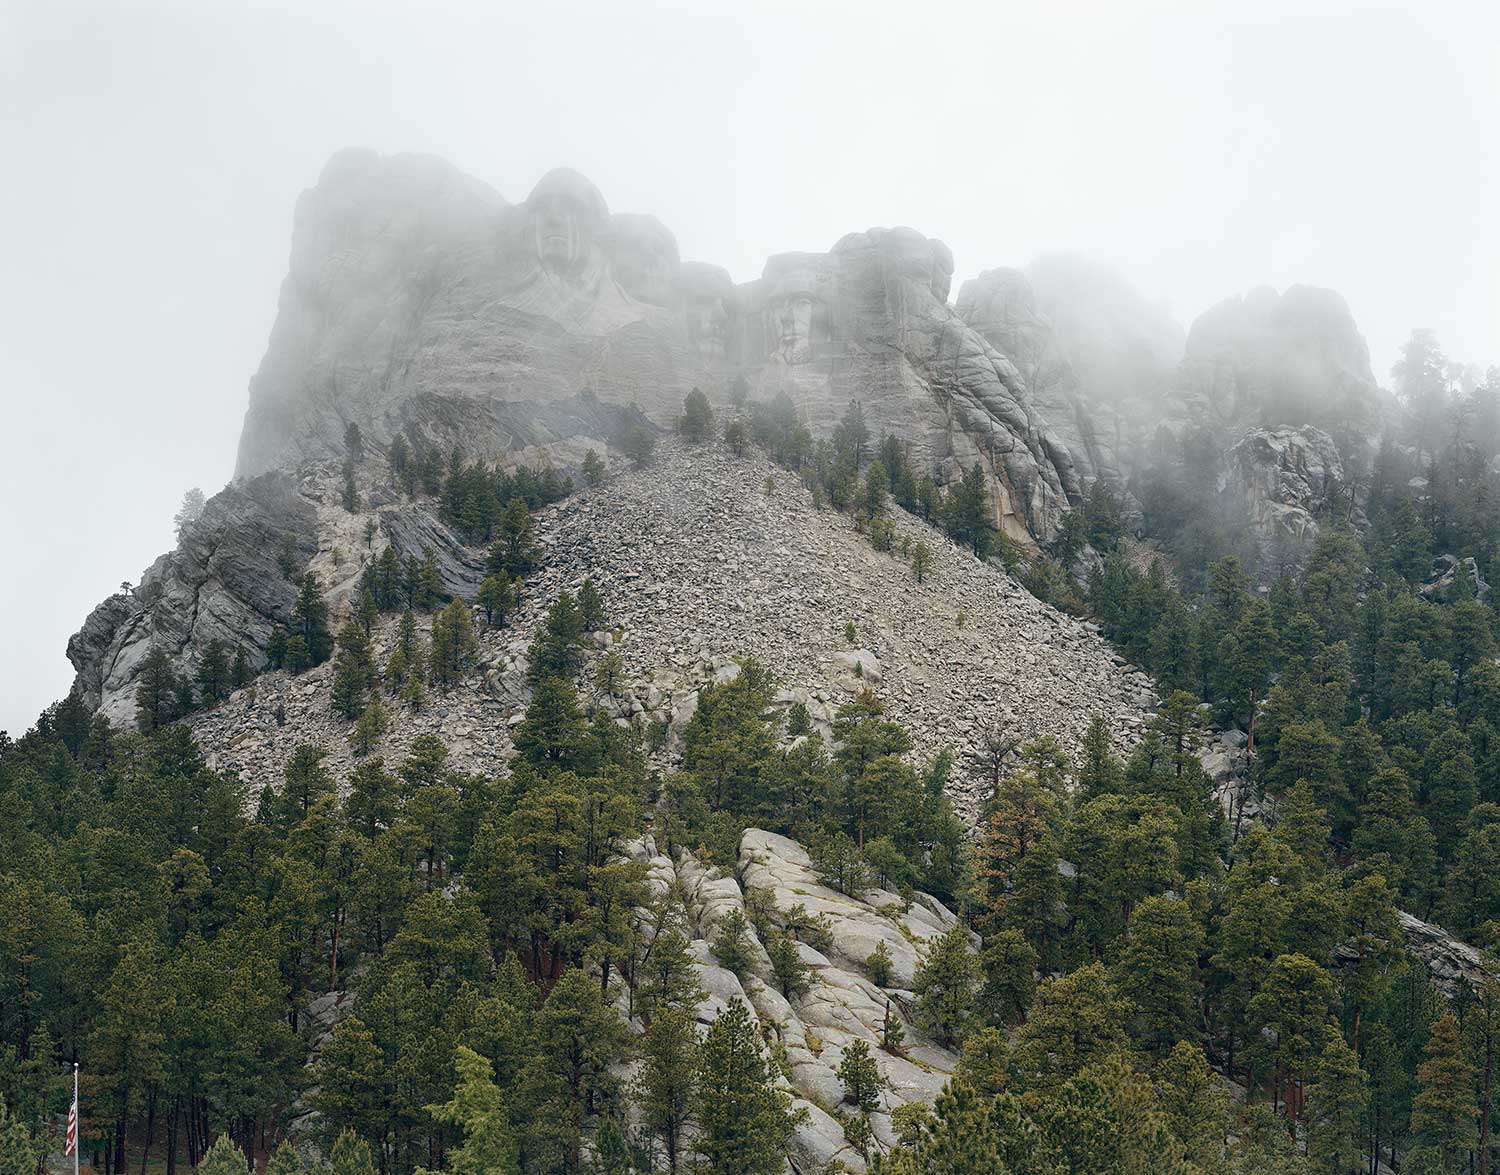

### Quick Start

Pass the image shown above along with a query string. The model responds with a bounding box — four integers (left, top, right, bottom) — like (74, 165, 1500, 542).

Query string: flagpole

(72, 1062, 79, 1175)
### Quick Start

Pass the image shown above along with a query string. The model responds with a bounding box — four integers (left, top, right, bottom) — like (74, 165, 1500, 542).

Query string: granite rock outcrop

(236, 152, 1090, 544)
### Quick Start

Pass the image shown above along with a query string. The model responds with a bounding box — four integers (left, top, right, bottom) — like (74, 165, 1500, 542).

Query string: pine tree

(135, 645, 179, 731)
(943, 463, 994, 558)
(173, 486, 206, 536)
(979, 928, 1037, 1026)
(477, 574, 514, 628)
(1305, 1035, 1367, 1175)
(420, 1045, 517, 1175)
(513, 677, 588, 769)
(429, 598, 478, 688)
(710, 910, 755, 979)
(577, 578, 607, 631)
(582, 450, 605, 486)
(637, 924, 704, 1021)
(331, 621, 375, 719)
(1116, 895, 1202, 1057)
(1410, 1014, 1478, 1171)
(0, 1104, 45, 1175)
(913, 925, 979, 1047)
(342, 459, 358, 512)
(766, 930, 811, 999)
(1012, 963, 1128, 1092)
(911, 541, 932, 583)
(265, 1141, 303, 1175)
(1154, 1041, 1229, 1171)
(294, 573, 334, 665)
(491, 499, 539, 580)
(285, 634, 311, 673)
(230, 644, 251, 690)
(1246, 953, 1336, 1120)
(837, 1038, 884, 1112)
(621, 421, 656, 467)
(527, 592, 587, 684)
(348, 698, 387, 756)
(952, 1026, 1010, 1098)
(680, 388, 714, 443)
(196, 1134, 248, 1175)
(195, 638, 230, 704)
(329, 1130, 378, 1175)
(639, 1005, 698, 1175)
(531, 970, 631, 1173)
(267, 626, 289, 670)
(692, 999, 798, 1175)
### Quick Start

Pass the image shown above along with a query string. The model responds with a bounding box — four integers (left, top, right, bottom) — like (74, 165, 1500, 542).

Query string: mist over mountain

(5, 6, 1500, 1174)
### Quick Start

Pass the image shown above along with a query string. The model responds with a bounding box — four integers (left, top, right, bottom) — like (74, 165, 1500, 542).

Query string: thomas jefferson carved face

(774, 294, 816, 363)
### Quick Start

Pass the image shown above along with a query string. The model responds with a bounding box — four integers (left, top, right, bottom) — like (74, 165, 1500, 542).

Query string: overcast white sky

(1, 0, 1497, 734)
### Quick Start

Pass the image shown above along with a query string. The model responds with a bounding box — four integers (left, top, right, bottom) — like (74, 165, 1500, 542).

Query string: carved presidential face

(524, 169, 609, 279)
(773, 294, 816, 363)
(532, 192, 583, 273)
(691, 297, 728, 361)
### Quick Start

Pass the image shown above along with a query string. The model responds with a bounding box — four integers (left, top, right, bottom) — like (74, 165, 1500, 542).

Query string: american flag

(64, 1094, 77, 1157)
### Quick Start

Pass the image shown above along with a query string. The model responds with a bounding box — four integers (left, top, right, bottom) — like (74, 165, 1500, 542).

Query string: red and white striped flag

(64, 1096, 77, 1156)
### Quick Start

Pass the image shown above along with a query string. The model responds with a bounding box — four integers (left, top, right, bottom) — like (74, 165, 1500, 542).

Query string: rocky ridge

(236, 151, 1085, 545)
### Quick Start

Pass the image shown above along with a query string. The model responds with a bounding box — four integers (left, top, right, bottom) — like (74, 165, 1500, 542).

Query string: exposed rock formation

(1219, 425, 1351, 551)
(236, 151, 1087, 544)
(956, 266, 1132, 494)
(616, 829, 967, 1172)
(1022, 253, 1185, 410)
(68, 472, 318, 727)
(1419, 554, 1490, 603)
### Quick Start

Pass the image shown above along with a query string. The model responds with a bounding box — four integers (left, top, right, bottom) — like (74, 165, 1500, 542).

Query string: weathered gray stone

(68, 471, 318, 726)
(1220, 425, 1350, 552)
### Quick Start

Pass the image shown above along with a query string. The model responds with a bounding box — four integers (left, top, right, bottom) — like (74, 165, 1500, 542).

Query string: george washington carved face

(524, 168, 609, 279)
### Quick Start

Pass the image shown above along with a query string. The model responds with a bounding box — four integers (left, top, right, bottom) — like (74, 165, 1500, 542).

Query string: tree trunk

(139, 1089, 156, 1175)
(1482, 1041, 1493, 1175)
(166, 1096, 179, 1175)
(329, 916, 342, 991)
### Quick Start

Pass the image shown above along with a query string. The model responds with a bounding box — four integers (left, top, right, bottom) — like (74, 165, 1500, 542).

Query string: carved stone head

(525, 168, 609, 278)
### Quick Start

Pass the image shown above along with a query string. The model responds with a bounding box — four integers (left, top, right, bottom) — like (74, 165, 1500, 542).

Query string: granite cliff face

(237, 152, 1079, 543)
(958, 265, 1385, 556)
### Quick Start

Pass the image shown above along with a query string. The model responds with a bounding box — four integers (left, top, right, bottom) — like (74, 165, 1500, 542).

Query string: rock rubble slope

(188, 441, 1155, 822)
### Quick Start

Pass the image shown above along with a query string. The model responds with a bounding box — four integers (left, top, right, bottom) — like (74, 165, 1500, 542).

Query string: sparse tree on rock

(135, 645, 179, 731)
(640, 1005, 698, 1175)
(173, 487, 206, 538)
(911, 541, 932, 583)
(838, 1038, 885, 1112)
(477, 574, 515, 628)
(767, 930, 811, 999)
(724, 417, 748, 456)
(195, 638, 230, 705)
(680, 388, 714, 443)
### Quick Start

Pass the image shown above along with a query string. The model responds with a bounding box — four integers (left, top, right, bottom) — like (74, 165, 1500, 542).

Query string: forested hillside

(6, 352, 1500, 1175)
